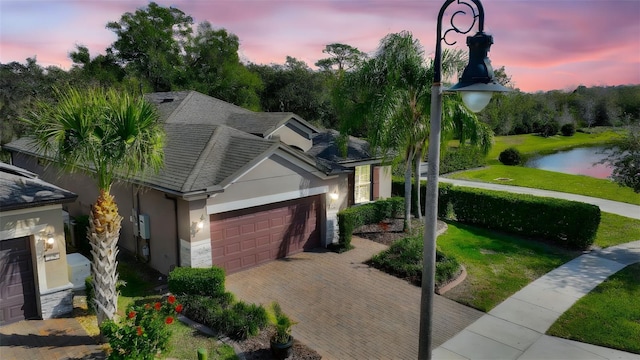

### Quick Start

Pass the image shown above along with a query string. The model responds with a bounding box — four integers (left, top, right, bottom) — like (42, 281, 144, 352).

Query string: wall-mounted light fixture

(329, 191, 339, 201)
(197, 214, 205, 230)
(42, 233, 55, 251)
(191, 213, 207, 238)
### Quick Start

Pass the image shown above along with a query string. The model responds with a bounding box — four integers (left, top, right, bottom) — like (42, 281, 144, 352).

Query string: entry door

(0, 236, 38, 325)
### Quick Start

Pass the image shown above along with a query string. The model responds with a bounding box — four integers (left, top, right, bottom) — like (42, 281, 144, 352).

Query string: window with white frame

(354, 165, 371, 204)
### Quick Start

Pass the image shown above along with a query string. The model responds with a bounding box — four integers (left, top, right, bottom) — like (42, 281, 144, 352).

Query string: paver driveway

(226, 236, 483, 359)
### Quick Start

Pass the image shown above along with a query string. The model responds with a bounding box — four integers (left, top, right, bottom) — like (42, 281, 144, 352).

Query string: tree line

(2, 2, 638, 194)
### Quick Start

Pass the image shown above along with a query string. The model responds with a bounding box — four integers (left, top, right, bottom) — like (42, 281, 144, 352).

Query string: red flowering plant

(100, 294, 183, 360)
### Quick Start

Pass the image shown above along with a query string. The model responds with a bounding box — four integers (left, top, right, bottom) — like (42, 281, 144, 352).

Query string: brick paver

(0, 318, 105, 360)
(226, 236, 483, 360)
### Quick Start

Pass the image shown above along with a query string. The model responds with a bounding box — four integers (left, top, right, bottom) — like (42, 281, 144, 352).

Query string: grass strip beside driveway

(547, 262, 640, 354)
(437, 222, 575, 312)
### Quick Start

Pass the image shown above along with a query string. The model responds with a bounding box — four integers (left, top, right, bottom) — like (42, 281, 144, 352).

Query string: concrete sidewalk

(437, 178, 640, 220)
(434, 240, 640, 359)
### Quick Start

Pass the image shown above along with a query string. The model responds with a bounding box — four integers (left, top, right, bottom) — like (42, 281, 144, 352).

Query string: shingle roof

(307, 130, 374, 163)
(5, 91, 377, 196)
(227, 112, 317, 137)
(0, 162, 77, 211)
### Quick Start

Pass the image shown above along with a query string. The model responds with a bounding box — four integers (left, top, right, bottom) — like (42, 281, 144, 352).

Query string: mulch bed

(234, 326, 321, 359)
(354, 217, 431, 246)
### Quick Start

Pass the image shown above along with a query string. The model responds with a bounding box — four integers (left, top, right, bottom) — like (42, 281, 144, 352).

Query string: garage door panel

(0, 236, 38, 325)
(225, 227, 240, 239)
(241, 239, 256, 250)
(241, 223, 255, 235)
(225, 243, 241, 255)
(256, 235, 270, 247)
(211, 196, 321, 274)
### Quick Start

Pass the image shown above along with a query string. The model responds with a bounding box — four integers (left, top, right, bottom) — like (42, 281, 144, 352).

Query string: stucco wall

(11, 153, 180, 275)
(0, 204, 73, 319)
(376, 165, 392, 199)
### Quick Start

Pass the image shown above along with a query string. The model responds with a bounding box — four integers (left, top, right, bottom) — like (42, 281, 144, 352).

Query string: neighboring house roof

(307, 129, 382, 173)
(5, 91, 381, 198)
(0, 162, 77, 212)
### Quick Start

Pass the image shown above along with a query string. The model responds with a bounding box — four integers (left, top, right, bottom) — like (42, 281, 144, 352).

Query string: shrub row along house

(5, 91, 391, 289)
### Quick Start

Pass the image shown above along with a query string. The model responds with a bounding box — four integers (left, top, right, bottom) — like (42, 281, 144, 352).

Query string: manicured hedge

(168, 266, 226, 296)
(442, 187, 600, 249)
(181, 294, 268, 340)
(337, 197, 404, 249)
(391, 179, 600, 250)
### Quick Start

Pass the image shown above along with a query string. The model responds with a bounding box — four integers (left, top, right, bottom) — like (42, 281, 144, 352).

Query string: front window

(354, 165, 371, 204)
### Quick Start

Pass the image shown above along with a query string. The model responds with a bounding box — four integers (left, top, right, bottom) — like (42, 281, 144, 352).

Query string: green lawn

(595, 212, 640, 248)
(447, 165, 640, 205)
(487, 130, 624, 162)
(437, 222, 575, 312)
(547, 263, 640, 354)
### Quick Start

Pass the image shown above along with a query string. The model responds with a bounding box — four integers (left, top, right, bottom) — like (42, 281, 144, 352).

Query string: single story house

(5, 90, 391, 275)
(0, 162, 78, 325)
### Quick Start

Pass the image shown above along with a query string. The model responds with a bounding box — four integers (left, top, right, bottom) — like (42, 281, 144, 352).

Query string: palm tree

(25, 86, 165, 326)
(336, 31, 491, 231)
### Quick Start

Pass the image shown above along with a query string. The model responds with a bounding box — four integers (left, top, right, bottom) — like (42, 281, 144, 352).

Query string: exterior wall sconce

(329, 191, 339, 201)
(42, 233, 55, 251)
(191, 213, 206, 238)
(197, 214, 205, 230)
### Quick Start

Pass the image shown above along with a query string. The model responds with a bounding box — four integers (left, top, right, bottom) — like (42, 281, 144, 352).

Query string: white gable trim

(221, 148, 332, 190)
(207, 186, 328, 215)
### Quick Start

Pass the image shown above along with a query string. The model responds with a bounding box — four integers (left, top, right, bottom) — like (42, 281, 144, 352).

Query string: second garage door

(0, 236, 38, 325)
(211, 196, 321, 274)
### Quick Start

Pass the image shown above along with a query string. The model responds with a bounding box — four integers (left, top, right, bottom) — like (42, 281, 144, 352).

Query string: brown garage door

(211, 196, 321, 274)
(0, 236, 38, 325)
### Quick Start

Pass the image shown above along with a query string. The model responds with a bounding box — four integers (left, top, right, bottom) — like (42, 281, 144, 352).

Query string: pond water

(524, 146, 615, 179)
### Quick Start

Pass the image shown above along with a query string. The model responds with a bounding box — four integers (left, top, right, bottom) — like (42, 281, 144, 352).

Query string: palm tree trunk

(403, 150, 415, 232)
(414, 145, 423, 220)
(89, 190, 122, 327)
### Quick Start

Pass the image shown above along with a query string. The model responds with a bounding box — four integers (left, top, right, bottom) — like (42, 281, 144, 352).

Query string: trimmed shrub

(84, 276, 95, 314)
(440, 186, 600, 249)
(440, 146, 487, 174)
(539, 121, 560, 137)
(180, 295, 267, 340)
(561, 123, 576, 136)
(391, 179, 600, 249)
(168, 267, 226, 297)
(337, 197, 404, 249)
(499, 147, 523, 165)
(369, 235, 461, 287)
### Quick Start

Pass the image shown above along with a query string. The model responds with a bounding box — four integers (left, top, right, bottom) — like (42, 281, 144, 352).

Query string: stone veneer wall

(40, 284, 74, 319)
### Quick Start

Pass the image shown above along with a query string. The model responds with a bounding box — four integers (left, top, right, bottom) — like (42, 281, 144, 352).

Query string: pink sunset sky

(1, 0, 638, 93)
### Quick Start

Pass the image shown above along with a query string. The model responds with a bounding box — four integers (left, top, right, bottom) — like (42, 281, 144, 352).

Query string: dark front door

(0, 236, 38, 325)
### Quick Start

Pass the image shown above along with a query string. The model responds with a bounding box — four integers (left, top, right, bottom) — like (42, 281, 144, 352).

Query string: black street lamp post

(419, 1, 509, 359)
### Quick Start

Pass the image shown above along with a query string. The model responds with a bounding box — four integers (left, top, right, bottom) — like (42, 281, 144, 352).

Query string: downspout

(137, 190, 150, 264)
(165, 195, 180, 267)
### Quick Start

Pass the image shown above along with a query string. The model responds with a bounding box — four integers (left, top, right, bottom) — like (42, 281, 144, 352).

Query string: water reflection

(525, 146, 615, 179)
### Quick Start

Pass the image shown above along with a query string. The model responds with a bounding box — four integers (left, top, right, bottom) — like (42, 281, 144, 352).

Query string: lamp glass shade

(461, 91, 493, 113)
